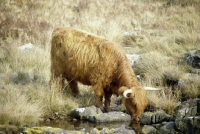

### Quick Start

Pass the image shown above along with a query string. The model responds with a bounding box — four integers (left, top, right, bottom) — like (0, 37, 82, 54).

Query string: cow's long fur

(51, 27, 148, 121)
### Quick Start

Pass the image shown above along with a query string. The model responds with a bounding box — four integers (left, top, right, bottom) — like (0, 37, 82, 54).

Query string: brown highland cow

(50, 27, 148, 121)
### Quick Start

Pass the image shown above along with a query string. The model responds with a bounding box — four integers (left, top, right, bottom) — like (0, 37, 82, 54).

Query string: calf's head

(119, 86, 148, 122)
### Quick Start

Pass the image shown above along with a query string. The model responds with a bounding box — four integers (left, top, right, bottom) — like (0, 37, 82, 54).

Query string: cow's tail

(144, 87, 166, 91)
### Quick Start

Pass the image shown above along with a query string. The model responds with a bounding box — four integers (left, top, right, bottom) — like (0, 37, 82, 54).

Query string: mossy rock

(21, 126, 84, 134)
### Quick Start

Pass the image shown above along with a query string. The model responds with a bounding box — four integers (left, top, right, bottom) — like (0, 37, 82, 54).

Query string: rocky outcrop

(71, 99, 200, 134)
(140, 98, 200, 134)
(2, 98, 195, 134)
(185, 50, 200, 68)
(140, 111, 174, 125)
(175, 98, 200, 134)
(72, 105, 131, 123)
(20, 125, 136, 134)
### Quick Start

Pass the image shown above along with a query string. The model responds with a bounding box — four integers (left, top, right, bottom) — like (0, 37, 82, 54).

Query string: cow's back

(51, 27, 115, 84)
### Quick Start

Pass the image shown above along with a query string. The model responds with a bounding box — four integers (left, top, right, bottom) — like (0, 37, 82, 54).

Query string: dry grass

(147, 88, 181, 115)
(0, 86, 42, 126)
(0, 0, 200, 126)
(179, 76, 200, 99)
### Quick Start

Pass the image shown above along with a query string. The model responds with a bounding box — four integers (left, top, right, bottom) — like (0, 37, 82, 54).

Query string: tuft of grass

(134, 51, 173, 86)
(77, 89, 95, 107)
(147, 88, 181, 115)
(0, 87, 43, 126)
(179, 76, 200, 99)
(63, 84, 95, 108)
(162, 66, 184, 81)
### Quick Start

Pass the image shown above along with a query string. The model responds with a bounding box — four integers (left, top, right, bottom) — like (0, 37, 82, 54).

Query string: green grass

(0, 0, 200, 126)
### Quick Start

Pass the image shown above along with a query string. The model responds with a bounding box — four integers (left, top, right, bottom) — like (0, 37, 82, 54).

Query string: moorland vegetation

(0, 0, 200, 126)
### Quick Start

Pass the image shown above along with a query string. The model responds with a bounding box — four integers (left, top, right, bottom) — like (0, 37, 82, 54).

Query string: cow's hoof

(102, 107, 111, 113)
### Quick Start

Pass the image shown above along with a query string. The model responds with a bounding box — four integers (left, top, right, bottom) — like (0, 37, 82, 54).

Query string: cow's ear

(118, 86, 128, 96)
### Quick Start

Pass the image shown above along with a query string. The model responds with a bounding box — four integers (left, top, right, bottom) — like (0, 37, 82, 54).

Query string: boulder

(126, 54, 139, 66)
(140, 111, 174, 125)
(141, 125, 156, 134)
(21, 126, 136, 134)
(72, 105, 131, 123)
(91, 125, 136, 134)
(175, 116, 200, 134)
(158, 122, 176, 134)
(21, 126, 85, 134)
(185, 50, 200, 68)
(72, 105, 103, 120)
(88, 111, 131, 123)
(175, 99, 200, 133)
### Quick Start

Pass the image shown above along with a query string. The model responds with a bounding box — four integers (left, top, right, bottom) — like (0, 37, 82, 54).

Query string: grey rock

(175, 117, 195, 134)
(141, 125, 156, 134)
(72, 106, 131, 123)
(90, 128, 99, 134)
(126, 54, 139, 66)
(193, 116, 200, 128)
(175, 116, 200, 133)
(73, 105, 103, 120)
(176, 98, 199, 120)
(185, 50, 200, 68)
(158, 122, 176, 134)
(152, 111, 173, 124)
(10, 72, 31, 85)
(191, 69, 200, 75)
(88, 111, 131, 123)
(91, 126, 136, 134)
(175, 99, 200, 133)
(140, 111, 173, 125)
(21, 127, 86, 134)
(140, 112, 154, 125)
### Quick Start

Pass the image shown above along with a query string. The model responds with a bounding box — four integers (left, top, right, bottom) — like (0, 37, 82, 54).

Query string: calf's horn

(123, 89, 132, 98)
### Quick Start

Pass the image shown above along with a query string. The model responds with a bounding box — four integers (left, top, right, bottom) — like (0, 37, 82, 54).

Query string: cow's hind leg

(104, 91, 112, 112)
(69, 80, 80, 97)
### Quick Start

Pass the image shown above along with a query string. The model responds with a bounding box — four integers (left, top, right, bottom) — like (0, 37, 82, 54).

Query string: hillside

(0, 0, 200, 127)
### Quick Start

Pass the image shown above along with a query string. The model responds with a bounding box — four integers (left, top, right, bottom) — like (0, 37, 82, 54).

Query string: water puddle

(40, 120, 142, 133)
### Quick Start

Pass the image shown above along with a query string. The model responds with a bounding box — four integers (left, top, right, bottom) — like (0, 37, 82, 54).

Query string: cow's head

(119, 86, 148, 122)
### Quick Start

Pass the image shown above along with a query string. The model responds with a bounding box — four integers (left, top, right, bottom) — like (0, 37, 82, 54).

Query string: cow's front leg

(104, 91, 112, 112)
(69, 80, 80, 97)
(93, 84, 104, 110)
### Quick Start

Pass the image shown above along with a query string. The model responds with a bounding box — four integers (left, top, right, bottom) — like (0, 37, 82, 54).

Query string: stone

(175, 99, 200, 133)
(88, 111, 131, 123)
(10, 72, 31, 85)
(152, 111, 174, 124)
(140, 111, 173, 125)
(158, 122, 176, 134)
(21, 126, 85, 134)
(175, 117, 195, 134)
(184, 50, 200, 68)
(176, 99, 200, 120)
(126, 54, 139, 66)
(140, 112, 154, 125)
(193, 116, 200, 130)
(21, 126, 136, 134)
(72, 105, 103, 120)
(141, 125, 156, 134)
(72, 105, 131, 123)
(90, 126, 136, 134)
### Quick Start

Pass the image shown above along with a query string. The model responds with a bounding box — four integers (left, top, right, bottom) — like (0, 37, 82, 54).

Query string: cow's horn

(123, 89, 132, 98)
(144, 87, 165, 91)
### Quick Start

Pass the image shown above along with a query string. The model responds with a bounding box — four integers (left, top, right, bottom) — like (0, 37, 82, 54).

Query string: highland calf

(50, 27, 148, 121)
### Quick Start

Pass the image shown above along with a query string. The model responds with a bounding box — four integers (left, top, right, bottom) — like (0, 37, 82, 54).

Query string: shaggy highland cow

(50, 27, 148, 121)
